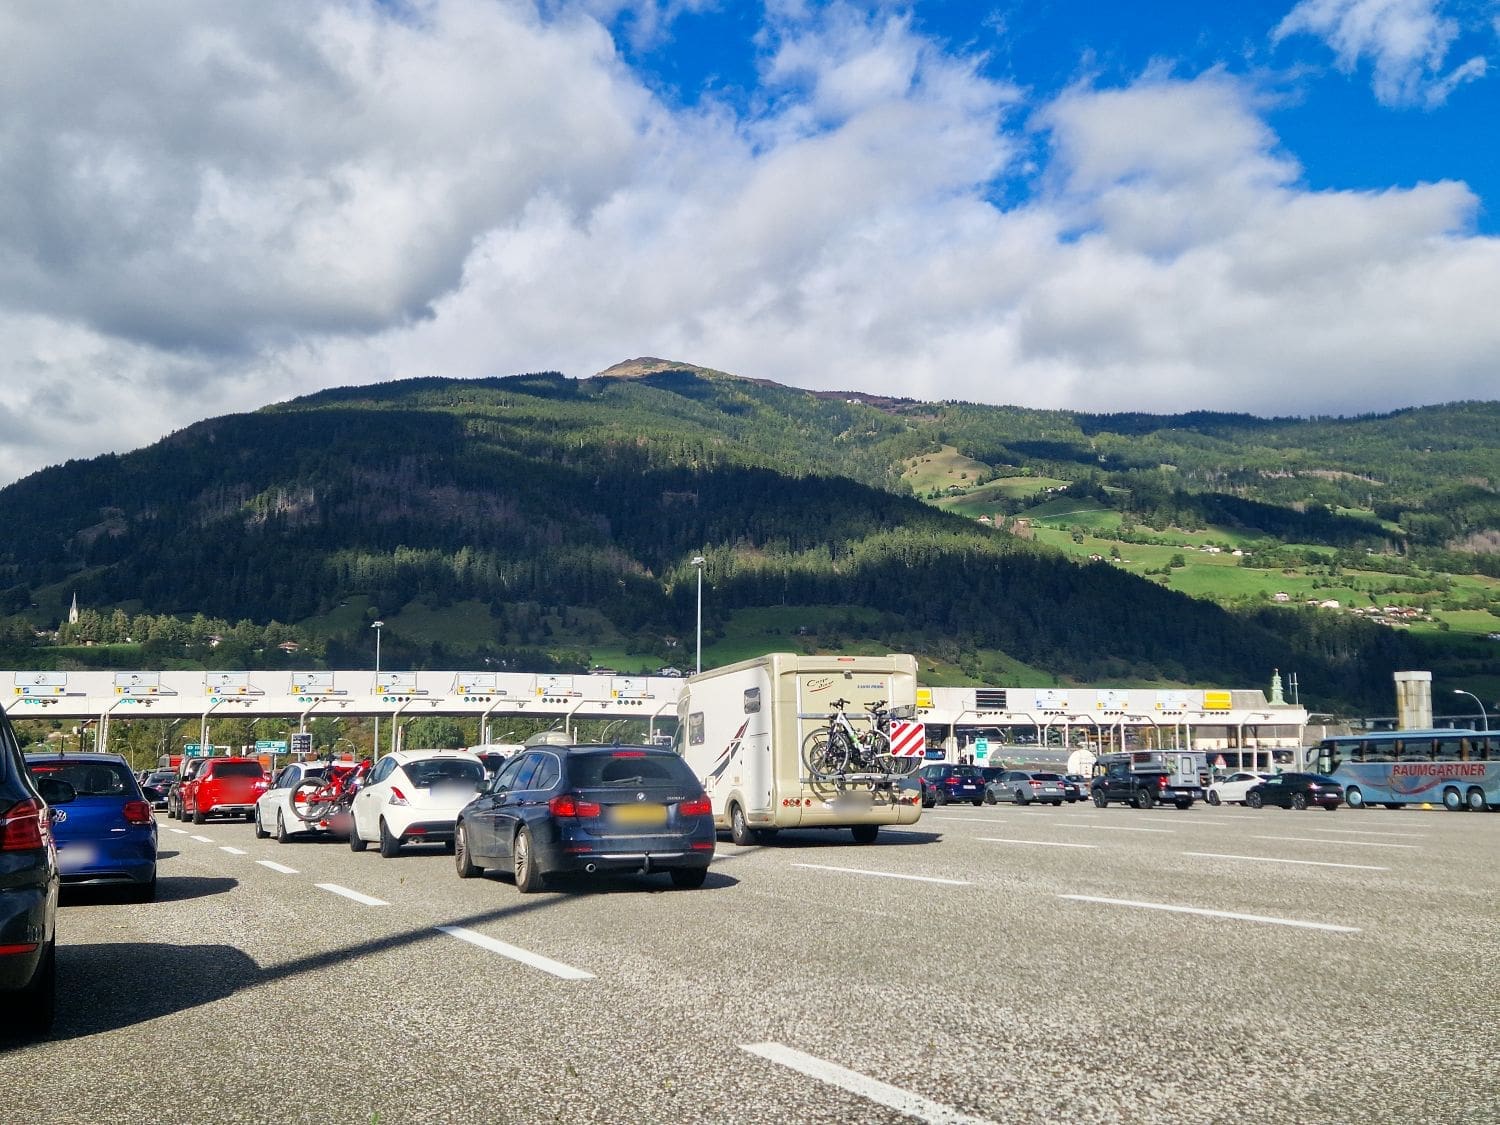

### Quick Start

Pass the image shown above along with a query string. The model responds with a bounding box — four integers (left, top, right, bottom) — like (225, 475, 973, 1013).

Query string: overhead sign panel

(455, 673, 499, 694)
(611, 677, 652, 700)
(1201, 690, 1232, 711)
(115, 672, 162, 696)
(206, 672, 255, 696)
(378, 672, 419, 695)
(14, 672, 68, 696)
(292, 671, 340, 695)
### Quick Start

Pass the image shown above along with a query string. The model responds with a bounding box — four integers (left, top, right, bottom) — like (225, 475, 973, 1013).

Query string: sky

(1, 0, 1497, 487)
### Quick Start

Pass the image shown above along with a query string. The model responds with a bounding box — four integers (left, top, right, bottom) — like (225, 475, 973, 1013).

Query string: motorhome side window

(688, 712, 705, 746)
(743, 688, 761, 714)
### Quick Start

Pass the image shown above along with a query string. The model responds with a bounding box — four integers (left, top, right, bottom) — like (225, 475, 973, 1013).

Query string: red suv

(181, 758, 268, 824)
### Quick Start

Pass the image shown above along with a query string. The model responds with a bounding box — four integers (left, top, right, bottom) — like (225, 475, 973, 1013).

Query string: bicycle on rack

(801, 698, 917, 779)
(287, 759, 370, 825)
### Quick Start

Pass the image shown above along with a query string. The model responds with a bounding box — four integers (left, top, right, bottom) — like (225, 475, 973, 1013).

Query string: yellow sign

(916, 688, 933, 709)
(1202, 690, 1232, 711)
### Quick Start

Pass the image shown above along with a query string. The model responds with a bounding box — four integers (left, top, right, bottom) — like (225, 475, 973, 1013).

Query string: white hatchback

(1206, 771, 1268, 806)
(256, 761, 338, 843)
(348, 750, 486, 858)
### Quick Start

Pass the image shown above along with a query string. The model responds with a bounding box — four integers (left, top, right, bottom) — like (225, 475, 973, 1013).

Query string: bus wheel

(1466, 787, 1488, 812)
(1442, 787, 1463, 812)
(1344, 786, 1364, 810)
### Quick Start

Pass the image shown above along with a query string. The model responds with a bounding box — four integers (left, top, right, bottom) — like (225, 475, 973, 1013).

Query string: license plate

(961, 784, 977, 791)
(609, 803, 667, 826)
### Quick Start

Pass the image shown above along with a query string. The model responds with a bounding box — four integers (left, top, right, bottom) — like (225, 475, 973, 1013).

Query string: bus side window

(1366, 739, 1392, 764)
(1436, 738, 1464, 762)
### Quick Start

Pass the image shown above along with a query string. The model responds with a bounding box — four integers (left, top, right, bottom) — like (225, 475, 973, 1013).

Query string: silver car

(990, 770, 1067, 806)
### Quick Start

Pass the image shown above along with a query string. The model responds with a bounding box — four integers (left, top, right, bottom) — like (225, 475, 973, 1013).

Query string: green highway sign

(184, 743, 206, 756)
(255, 739, 289, 752)
(974, 737, 989, 761)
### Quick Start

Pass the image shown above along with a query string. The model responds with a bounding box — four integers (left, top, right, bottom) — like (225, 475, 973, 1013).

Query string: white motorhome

(677, 652, 924, 845)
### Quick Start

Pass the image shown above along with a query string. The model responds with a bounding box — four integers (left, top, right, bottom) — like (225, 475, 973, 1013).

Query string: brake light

(122, 799, 153, 825)
(1158, 776, 1168, 789)
(690, 841, 714, 851)
(1029, 779, 1042, 788)
(0, 798, 46, 851)
(679, 796, 712, 817)
(387, 786, 409, 806)
(548, 794, 602, 818)
(611, 751, 647, 758)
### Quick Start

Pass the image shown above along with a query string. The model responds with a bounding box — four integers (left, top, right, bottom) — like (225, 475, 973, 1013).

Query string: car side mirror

(37, 777, 76, 805)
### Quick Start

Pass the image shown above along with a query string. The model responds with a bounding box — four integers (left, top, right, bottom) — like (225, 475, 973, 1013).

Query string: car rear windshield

(947, 766, 982, 777)
(569, 750, 699, 788)
(404, 758, 485, 788)
(28, 759, 135, 796)
(1033, 772, 1063, 781)
(210, 761, 265, 778)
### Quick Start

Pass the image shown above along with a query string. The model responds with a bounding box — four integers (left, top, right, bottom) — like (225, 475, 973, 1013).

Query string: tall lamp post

(691, 556, 705, 675)
(372, 620, 384, 758)
(1453, 688, 1490, 732)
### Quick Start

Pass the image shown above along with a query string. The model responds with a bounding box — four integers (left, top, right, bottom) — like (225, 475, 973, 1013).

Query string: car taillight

(548, 794, 602, 818)
(1158, 776, 1168, 789)
(123, 799, 153, 825)
(946, 776, 960, 783)
(387, 786, 409, 806)
(0, 798, 46, 851)
(1029, 780, 1042, 788)
(678, 796, 712, 817)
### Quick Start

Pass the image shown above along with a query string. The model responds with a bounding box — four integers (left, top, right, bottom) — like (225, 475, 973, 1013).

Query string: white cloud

(1273, 0, 1488, 106)
(0, 1, 1497, 488)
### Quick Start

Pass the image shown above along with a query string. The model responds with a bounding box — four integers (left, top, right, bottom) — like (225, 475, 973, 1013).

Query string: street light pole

(691, 556, 705, 675)
(372, 620, 384, 758)
(1453, 688, 1490, 732)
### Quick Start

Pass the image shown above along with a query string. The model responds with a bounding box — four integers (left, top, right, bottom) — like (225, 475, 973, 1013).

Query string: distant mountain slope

(1, 361, 1487, 710)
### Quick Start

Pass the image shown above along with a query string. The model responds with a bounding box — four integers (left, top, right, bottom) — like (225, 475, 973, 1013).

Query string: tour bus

(1306, 729, 1498, 812)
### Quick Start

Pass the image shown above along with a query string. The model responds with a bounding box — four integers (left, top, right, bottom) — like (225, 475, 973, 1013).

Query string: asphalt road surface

(7, 801, 1499, 1124)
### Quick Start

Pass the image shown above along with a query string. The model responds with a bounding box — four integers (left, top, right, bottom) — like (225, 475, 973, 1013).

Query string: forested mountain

(0, 360, 1493, 713)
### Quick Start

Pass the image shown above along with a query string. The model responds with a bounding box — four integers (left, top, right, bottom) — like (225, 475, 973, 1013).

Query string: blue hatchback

(25, 753, 158, 901)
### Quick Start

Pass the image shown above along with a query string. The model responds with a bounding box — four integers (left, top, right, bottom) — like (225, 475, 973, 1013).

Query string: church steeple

(68, 592, 79, 625)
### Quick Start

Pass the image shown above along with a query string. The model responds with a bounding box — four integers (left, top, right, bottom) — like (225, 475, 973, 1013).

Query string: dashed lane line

(1059, 894, 1361, 933)
(437, 925, 594, 981)
(314, 883, 389, 907)
(256, 860, 298, 875)
(220, 846, 247, 855)
(1251, 835, 1420, 850)
(741, 1042, 995, 1125)
(977, 837, 1098, 849)
(1184, 851, 1388, 871)
(790, 863, 970, 886)
(1061, 824, 1175, 834)
(190, 834, 214, 843)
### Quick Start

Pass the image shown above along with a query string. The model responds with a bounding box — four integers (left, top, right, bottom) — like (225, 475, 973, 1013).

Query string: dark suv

(1, 709, 70, 1037)
(914, 763, 986, 807)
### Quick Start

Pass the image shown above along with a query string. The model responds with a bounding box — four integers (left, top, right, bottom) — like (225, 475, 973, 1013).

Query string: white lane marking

(314, 883, 389, 907)
(1062, 824, 1175, 834)
(438, 925, 594, 981)
(791, 863, 970, 886)
(1302, 828, 1426, 839)
(978, 837, 1098, 849)
(1059, 894, 1361, 933)
(167, 828, 189, 835)
(220, 846, 247, 855)
(742, 1042, 995, 1125)
(1252, 835, 1419, 850)
(190, 834, 214, 843)
(1184, 851, 1389, 872)
(257, 860, 299, 874)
